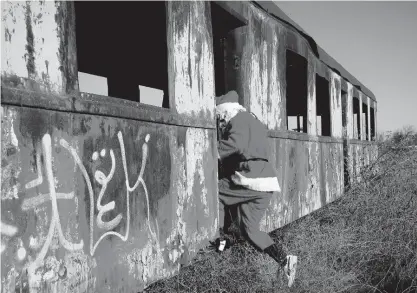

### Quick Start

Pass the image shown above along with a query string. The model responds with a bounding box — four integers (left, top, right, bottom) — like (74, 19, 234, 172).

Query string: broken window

(316, 74, 331, 136)
(362, 101, 369, 140)
(353, 96, 361, 139)
(370, 106, 376, 141)
(74, 1, 169, 108)
(286, 50, 308, 133)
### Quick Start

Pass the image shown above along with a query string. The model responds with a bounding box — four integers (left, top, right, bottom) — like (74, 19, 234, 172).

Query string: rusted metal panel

(1, 1, 77, 95)
(1, 105, 218, 293)
(330, 71, 343, 138)
(167, 1, 215, 121)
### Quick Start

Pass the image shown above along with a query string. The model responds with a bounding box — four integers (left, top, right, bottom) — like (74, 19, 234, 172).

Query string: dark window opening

(211, 2, 246, 97)
(316, 74, 331, 136)
(370, 106, 376, 141)
(362, 102, 369, 140)
(353, 96, 360, 139)
(286, 50, 308, 133)
(74, 1, 169, 108)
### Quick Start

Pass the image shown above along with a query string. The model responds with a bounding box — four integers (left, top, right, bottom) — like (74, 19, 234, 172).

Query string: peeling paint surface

(346, 83, 354, 139)
(228, 6, 286, 130)
(330, 72, 343, 138)
(1, 1, 64, 93)
(168, 1, 215, 120)
(307, 52, 317, 135)
(2, 2, 28, 78)
(261, 137, 344, 232)
(1, 106, 218, 293)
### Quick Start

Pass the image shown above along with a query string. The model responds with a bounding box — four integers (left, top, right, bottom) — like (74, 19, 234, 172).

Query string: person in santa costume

(215, 90, 298, 287)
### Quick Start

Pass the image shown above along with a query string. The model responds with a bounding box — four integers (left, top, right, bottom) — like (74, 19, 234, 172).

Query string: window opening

(353, 96, 360, 139)
(286, 50, 308, 133)
(370, 106, 376, 141)
(362, 101, 369, 140)
(74, 1, 169, 108)
(316, 74, 331, 136)
(211, 2, 246, 97)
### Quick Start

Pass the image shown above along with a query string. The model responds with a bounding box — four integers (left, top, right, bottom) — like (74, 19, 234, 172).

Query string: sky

(275, 1, 417, 134)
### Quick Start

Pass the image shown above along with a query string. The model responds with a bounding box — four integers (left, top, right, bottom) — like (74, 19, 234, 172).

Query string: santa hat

(216, 90, 239, 106)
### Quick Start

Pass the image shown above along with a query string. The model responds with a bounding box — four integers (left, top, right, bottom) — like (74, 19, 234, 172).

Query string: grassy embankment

(145, 128, 417, 293)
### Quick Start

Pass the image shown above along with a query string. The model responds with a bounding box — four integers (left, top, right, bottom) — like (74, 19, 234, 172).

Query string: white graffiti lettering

(60, 131, 154, 256)
(95, 149, 122, 231)
(27, 134, 84, 274)
(25, 153, 43, 189)
(21, 192, 74, 211)
(1, 221, 18, 254)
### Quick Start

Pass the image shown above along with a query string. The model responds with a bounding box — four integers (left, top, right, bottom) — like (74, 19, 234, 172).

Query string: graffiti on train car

(1, 117, 166, 288)
(4, 130, 156, 271)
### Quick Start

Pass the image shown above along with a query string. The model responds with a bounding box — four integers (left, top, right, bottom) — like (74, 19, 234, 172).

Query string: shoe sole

(286, 255, 298, 288)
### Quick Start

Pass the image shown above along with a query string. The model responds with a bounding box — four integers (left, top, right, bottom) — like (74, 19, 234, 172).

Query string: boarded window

(74, 1, 169, 108)
(316, 74, 331, 136)
(370, 106, 376, 141)
(353, 96, 360, 139)
(286, 50, 307, 133)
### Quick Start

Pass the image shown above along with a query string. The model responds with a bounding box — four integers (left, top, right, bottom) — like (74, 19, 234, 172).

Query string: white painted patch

(1, 220, 18, 254)
(1, 221, 18, 237)
(29, 235, 39, 248)
(17, 246, 26, 260)
(139, 85, 164, 107)
(78, 72, 109, 96)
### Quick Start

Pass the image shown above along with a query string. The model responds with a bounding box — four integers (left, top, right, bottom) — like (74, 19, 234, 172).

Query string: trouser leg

(238, 196, 287, 266)
(238, 196, 275, 251)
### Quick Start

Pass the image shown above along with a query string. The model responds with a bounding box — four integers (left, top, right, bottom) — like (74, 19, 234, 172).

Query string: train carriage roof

(253, 1, 376, 102)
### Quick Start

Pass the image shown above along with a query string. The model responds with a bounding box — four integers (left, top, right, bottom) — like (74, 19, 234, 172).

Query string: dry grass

(144, 128, 417, 293)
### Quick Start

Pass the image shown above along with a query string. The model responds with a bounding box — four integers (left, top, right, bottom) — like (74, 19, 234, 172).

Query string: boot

(264, 243, 298, 288)
(263, 243, 287, 266)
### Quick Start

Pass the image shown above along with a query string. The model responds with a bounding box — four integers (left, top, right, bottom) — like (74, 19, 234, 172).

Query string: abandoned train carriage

(1, 1, 377, 292)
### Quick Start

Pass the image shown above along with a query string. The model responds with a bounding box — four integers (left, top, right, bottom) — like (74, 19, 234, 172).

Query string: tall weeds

(145, 128, 417, 293)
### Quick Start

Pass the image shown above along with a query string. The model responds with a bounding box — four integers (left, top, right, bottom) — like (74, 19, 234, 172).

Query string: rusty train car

(1, 1, 377, 292)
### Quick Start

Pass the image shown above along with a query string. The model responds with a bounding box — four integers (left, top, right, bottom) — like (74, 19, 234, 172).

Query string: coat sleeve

(218, 116, 247, 161)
